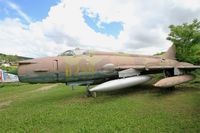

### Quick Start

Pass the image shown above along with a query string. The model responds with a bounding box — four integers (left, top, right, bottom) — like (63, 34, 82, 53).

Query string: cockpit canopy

(59, 48, 131, 57)
(59, 48, 89, 56)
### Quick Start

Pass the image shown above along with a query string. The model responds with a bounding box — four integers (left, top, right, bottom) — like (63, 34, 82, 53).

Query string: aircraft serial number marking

(66, 63, 95, 77)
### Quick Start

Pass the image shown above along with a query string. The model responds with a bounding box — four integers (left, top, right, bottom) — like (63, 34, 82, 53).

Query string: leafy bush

(167, 19, 200, 64)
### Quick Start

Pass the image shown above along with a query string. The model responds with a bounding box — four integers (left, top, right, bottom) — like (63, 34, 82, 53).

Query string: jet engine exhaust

(89, 75, 151, 92)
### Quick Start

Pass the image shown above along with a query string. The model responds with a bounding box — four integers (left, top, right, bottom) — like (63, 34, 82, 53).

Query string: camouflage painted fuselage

(18, 51, 180, 84)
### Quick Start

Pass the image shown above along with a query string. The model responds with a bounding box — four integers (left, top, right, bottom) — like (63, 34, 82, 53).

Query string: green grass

(0, 83, 199, 133)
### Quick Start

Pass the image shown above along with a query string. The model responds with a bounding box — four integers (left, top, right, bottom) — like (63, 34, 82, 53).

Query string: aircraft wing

(115, 65, 145, 70)
(176, 65, 200, 69)
(116, 65, 200, 71)
(115, 65, 174, 71)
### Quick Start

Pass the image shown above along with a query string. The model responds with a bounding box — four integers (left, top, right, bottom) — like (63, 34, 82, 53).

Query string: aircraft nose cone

(17, 57, 59, 83)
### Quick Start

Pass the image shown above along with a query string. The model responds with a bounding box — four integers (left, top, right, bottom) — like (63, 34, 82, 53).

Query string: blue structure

(0, 69, 19, 82)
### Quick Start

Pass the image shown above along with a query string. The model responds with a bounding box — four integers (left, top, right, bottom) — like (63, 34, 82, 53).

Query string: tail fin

(163, 45, 176, 59)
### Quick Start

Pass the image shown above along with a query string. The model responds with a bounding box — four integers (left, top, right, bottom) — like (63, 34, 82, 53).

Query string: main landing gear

(164, 70, 176, 92)
(85, 85, 96, 97)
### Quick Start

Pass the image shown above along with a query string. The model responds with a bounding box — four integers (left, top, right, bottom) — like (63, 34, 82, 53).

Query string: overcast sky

(0, 0, 200, 58)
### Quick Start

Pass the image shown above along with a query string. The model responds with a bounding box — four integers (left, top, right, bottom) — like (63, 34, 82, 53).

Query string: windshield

(59, 48, 89, 56)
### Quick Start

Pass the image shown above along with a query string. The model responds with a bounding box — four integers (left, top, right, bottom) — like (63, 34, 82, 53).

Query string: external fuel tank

(89, 75, 151, 92)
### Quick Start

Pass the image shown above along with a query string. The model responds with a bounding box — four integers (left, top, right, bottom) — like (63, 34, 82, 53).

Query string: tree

(167, 19, 200, 64)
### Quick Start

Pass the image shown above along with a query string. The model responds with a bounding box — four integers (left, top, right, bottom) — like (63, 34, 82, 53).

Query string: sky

(0, 0, 200, 58)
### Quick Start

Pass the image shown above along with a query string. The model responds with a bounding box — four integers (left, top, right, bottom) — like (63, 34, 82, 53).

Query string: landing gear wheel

(85, 84, 97, 97)
(86, 89, 92, 97)
(85, 90, 97, 97)
(92, 92, 97, 98)
(84, 84, 92, 97)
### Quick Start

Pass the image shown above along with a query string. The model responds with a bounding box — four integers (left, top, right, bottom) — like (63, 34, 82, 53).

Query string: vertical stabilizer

(163, 45, 176, 59)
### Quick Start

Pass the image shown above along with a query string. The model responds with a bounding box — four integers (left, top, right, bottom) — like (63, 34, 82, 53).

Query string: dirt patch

(0, 100, 12, 109)
(0, 84, 58, 109)
(31, 84, 58, 93)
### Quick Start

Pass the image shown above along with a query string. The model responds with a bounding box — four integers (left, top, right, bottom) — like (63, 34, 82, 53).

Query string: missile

(89, 75, 151, 92)
(154, 75, 194, 88)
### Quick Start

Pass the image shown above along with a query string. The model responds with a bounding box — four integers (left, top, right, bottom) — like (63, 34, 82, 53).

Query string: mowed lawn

(0, 83, 199, 133)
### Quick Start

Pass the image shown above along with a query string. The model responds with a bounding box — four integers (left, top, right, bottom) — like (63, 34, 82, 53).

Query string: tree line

(167, 19, 200, 64)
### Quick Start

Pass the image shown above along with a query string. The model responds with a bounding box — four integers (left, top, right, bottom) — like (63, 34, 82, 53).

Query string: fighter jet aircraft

(16, 45, 200, 96)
